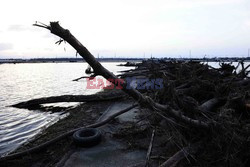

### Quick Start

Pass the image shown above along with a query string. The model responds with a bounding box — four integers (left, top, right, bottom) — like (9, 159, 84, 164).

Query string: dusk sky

(0, 0, 250, 58)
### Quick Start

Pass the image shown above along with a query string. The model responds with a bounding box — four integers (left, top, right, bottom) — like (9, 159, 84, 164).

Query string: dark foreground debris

(116, 60, 250, 166)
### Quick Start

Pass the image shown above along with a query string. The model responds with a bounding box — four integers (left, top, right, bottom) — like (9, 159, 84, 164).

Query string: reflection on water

(0, 62, 132, 156)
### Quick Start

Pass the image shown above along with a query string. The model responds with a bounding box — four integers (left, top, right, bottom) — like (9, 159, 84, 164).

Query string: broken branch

(33, 22, 211, 129)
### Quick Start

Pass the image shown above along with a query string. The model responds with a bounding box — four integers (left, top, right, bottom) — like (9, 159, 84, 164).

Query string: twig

(159, 143, 200, 167)
(145, 129, 156, 167)
(72, 76, 90, 81)
(33, 22, 50, 30)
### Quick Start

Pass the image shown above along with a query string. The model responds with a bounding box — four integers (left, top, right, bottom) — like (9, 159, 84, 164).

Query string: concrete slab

(59, 139, 146, 167)
(57, 101, 146, 167)
(97, 101, 138, 123)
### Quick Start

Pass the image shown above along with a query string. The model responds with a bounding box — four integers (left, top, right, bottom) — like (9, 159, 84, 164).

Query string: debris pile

(116, 60, 250, 166)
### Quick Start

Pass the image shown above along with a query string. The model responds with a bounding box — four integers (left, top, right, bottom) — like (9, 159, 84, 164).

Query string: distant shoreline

(0, 57, 250, 64)
(0, 58, 142, 64)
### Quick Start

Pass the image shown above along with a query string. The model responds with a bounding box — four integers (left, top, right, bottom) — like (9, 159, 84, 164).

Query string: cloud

(180, 0, 242, 6)
(244, 20, 250, 27)
(0, 0, 249, 58)
(0, 43, 13, 51)
(8, 24, 36, 32)
(8, 25, 26, 31)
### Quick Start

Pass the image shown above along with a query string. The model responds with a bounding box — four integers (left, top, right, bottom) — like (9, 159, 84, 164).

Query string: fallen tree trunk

(33, 22, 211, 129)
(12, 92, 126, 109)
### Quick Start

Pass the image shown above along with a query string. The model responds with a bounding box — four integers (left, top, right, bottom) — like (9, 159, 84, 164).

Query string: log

(233, 78, 250, 86)
(199, 97, 226, 113)
(12, 92, 126, 109)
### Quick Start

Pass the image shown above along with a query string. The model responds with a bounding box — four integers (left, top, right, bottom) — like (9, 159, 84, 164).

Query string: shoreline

(0, 58, 143, 64)
(0, 95, 126, 166)
(1, 57, 250, 65)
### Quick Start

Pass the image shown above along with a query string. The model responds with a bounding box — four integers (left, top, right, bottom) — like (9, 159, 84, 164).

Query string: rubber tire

(73, 128, 102, 147)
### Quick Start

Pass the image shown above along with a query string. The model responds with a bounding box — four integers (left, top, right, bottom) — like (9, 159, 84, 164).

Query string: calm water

(0, 62, 132, 156)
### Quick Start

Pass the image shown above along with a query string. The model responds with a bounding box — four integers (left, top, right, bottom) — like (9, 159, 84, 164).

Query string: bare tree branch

(33, 22, 211, 129)
(159, 143, 200, 167)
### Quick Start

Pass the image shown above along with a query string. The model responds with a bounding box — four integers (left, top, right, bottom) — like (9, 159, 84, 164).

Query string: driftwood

(72, 76, 89, 81)
(145, 129, 156, 167)
(159, 144, 200, 167)
(199, 97, 226, 113)
(118, 68, 176, 79)
(32, 22, 211, 129)
(0, 104, 138, 161)
(12, 92, 126, 109)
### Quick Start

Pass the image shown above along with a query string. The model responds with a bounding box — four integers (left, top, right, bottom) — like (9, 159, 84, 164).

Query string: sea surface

(0, 61, 249, 156)
(0, 62, 132, 156)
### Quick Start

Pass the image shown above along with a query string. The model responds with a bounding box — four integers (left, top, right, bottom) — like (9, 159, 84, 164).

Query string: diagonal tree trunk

(33, 22, 211, 129)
